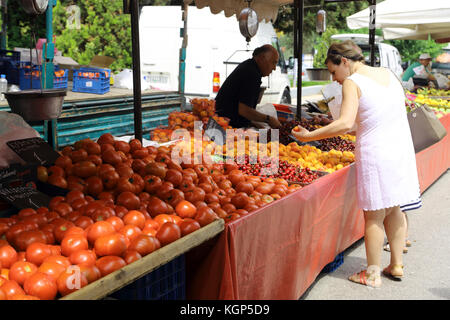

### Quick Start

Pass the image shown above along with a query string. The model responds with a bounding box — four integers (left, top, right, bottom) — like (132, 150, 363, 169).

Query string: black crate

(111, 254, 185, 300)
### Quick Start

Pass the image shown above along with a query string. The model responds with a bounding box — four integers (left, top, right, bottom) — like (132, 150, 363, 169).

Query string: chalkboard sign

(7, 137, 60, 166)
(204, 118, 227, 146)
(0, 186, 51, 210)
(0, 163, 37, 188)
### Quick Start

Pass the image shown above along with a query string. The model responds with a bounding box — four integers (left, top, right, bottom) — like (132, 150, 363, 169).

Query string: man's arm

(238, 102, 281, 128)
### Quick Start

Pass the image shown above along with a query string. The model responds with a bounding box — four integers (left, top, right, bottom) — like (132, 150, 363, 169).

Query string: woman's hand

(291, 126, 311, 142)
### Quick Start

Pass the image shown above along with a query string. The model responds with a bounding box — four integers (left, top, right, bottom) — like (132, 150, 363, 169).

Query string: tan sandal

(348, 270, 382, 288)
(382, 264, 404, 281)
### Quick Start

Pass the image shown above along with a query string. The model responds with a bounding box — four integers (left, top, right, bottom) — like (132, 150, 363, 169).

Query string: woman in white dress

(292, 41, 421, 287)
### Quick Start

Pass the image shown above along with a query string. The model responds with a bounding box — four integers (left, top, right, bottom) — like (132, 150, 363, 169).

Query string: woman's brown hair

(325, 40, 365, 65)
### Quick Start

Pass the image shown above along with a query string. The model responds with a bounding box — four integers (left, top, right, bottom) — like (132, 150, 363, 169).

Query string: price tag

(204, 118, 226, 146)
(0, 186, 51, 210)
(7, 137, 60, 166)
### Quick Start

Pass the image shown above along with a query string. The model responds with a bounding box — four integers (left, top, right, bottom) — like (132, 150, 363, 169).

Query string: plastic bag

(0, 112, 41, 169)
(113, 69, 150, 91)
(434, 73, 449, 89)
(253, 103, 279, 129)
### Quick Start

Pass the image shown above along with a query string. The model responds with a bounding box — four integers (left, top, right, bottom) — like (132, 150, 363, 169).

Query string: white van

(139, 6, 292, 104)
(330, 34, 403, 78)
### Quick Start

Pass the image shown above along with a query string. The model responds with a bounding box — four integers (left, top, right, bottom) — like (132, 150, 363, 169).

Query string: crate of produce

(111, 254, 185, 300)
(18, 63, 69, 90)
(72, 67, 110, 94)
(321, 252, 344, 273)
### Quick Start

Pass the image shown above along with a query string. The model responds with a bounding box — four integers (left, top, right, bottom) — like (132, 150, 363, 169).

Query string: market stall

(186, 113, 450, 300)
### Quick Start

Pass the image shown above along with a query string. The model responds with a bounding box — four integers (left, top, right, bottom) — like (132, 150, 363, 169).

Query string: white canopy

(347, 0, 450, 41)
(183, 0, 292, 22)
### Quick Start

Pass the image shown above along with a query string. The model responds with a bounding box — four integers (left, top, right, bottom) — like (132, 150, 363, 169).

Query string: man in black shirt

(215, 44, 282, 129)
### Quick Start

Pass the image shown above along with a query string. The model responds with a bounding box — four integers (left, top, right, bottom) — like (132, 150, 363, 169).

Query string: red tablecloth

(186, 114, 450, 300)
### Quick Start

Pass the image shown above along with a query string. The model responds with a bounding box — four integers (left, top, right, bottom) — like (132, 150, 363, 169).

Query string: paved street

(301, 170, 450, 300)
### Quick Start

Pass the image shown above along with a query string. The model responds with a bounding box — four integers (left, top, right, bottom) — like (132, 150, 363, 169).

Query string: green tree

(385, 38, 446, 64)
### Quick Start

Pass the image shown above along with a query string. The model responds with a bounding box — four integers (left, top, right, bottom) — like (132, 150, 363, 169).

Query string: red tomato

(24, 272, 58, 300)
(116, 191, 140, 210)
(123, 210, 146, 230)
(228, 169, 246, 187)
(222, 203, 237, 213)
(175, 200, 197, 219)
(86, 221, 115, 245)
(74, 216, 94, 230)
(231, 192, 250, 209)
(53, 220, 75, 243)
(122, 250, 142, 265)
(25, 243, 52, 267)
(143, 218, 159, 231)
(0, 279, 25, 299)
(146, 196, 169, 218)
(235, 181, 254, 195)
(145, 162, 167, 179)
(141, 227, 157, 237)
(94, 233, 127, 257)
(8, 294, 40, 300)
(0, 244, 18, 268)
(179, 219, 201, 237)
(69, 250, 97, 267)
(185, 187, 206, 204)
(77, 264, 101, 284)
(14, 230, 48, 252)
(54, 155, 72, 170)
(61, 234, 89, 257)
(156, 222, 181, 246)
(95, 256, 126, 277)
(195, 207, 219, 227)
(128, 234, 160, 256)
(143, 175, 162, 194)
(85, 142, 101, 155)
(106, 216, 125, 232)
(56, 267, 88, 297)
(102, 149, 122, 166)
(72, 161, 97, 178)
(38, 261, 66, 281)
(119, 225, 142, 242)
(86, 176, 104, 197)
(97, 133, 115, 145)
(9, 261, 38, 286)
(153, 214, 173, 228)
(165, 169, 183, 187)
(18, 208, 37, 218)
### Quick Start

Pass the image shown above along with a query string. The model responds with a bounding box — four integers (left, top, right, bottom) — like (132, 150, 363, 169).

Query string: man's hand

(268, 116, 281, 129)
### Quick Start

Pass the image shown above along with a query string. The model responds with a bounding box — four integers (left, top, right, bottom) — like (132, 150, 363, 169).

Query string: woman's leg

(364, 209, 386, 267)
(349, 209, 385, 287)
(383, 206, 406, 268)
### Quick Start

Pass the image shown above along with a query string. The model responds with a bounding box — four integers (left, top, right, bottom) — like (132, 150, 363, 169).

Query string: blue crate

(321, 252, 344, 273)
(72, 67, 110, 94)
(111, 254, 185, 300)
(18, 63, 68, 90)
(53, 68, 68, 89)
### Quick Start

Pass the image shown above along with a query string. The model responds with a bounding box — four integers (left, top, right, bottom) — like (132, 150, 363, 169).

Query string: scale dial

(20, 0, 49, 15)
(239, 8, 259, 42)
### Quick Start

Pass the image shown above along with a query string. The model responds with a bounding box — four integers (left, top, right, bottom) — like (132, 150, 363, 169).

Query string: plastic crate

(72, 67, 110, 94)
(321, 252, 344, 273)
(18, 63, 68, 90)
(111, 254, 185, 300)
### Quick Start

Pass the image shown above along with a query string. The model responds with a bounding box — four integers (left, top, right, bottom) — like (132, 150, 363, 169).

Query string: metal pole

(369, 0, 376, 66)
(130, 0, 143, 142)
(295, 0, 303, 120)
(44, 0, 55, 89)
(179, 3, 188, 110)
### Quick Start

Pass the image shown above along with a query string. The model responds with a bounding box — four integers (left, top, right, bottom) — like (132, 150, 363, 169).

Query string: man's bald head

(253, 44, 279, 77)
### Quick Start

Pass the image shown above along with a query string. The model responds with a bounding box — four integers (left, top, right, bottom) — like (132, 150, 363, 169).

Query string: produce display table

(186, 114, 450, 300)
(62, 219, 224, 300)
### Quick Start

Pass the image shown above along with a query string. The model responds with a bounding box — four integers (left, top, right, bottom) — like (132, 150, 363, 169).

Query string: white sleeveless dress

(348, 70, 421, 211)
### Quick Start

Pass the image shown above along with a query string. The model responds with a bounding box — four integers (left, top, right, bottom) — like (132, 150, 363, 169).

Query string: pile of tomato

(0, 133, 304, 300)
